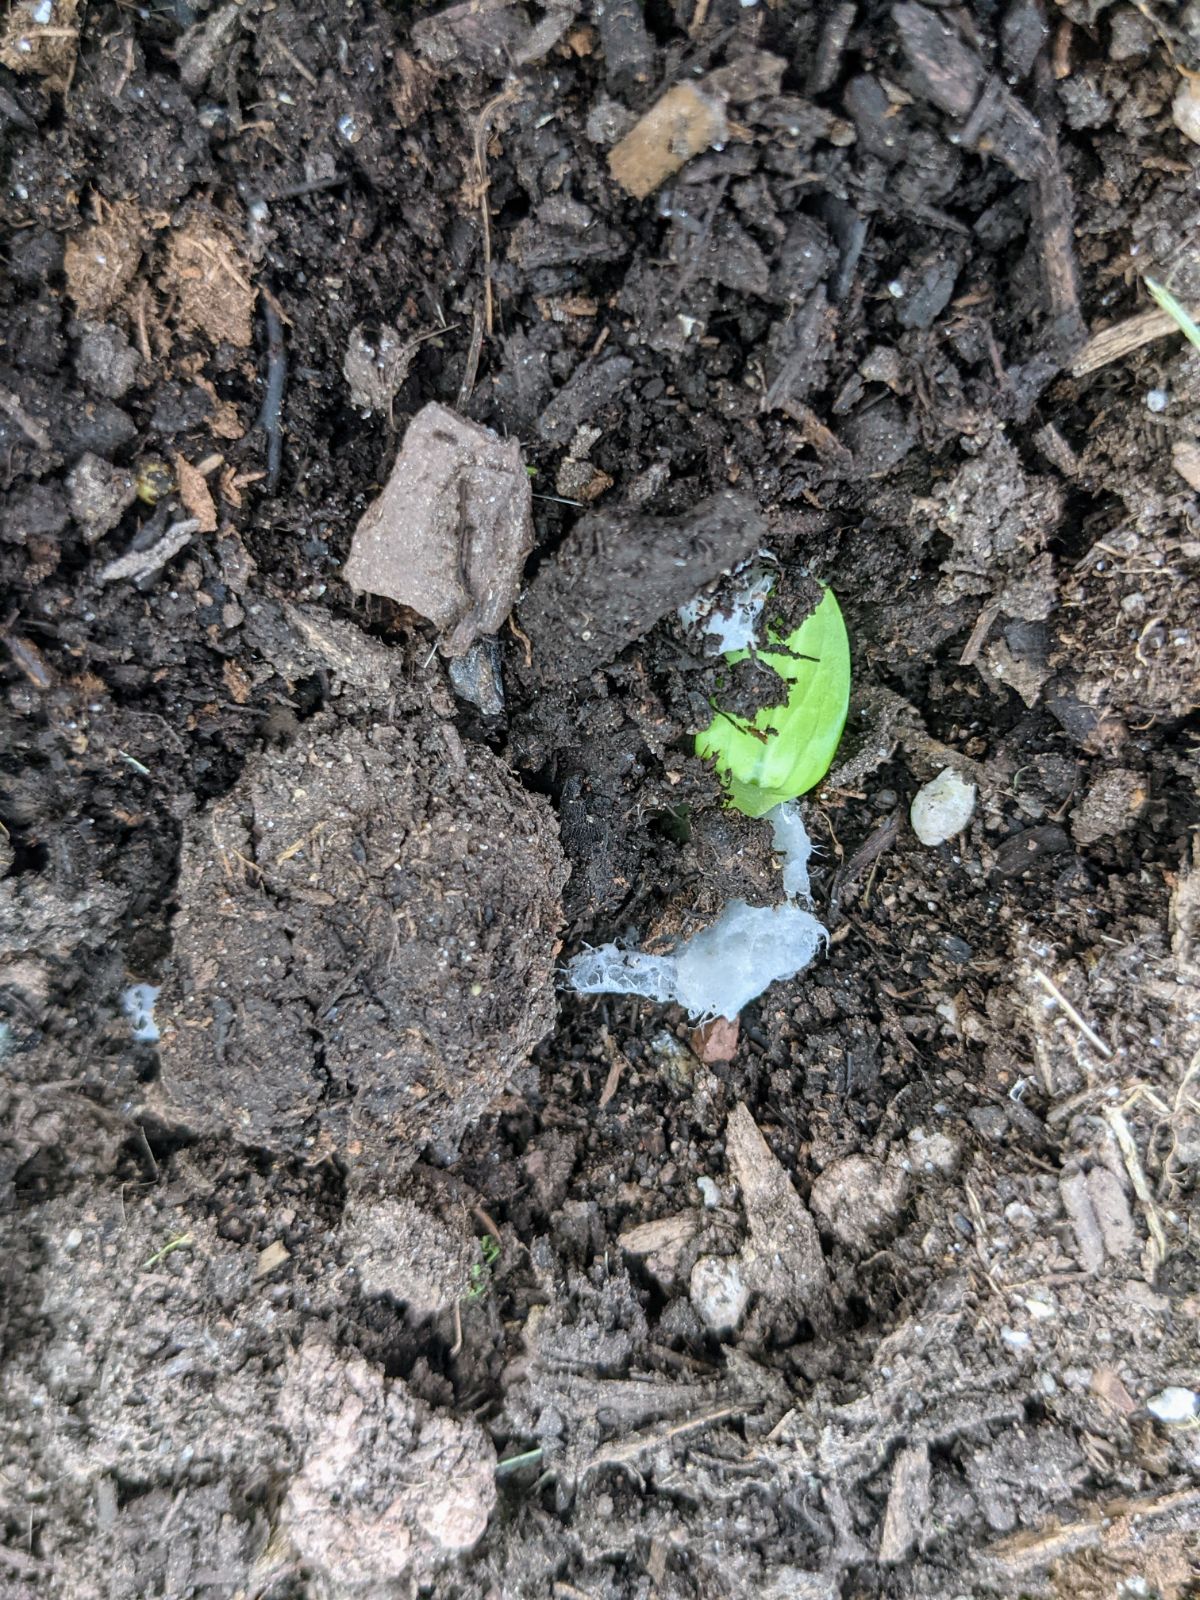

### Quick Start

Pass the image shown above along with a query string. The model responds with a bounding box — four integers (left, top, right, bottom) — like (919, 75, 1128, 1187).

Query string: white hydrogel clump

(122, 983, 161, 1043)
(770, 799, 813, 899)
(569, 900, 825, 1021)
(568, 802, 824, 1020)
(678, 558, 776, 654)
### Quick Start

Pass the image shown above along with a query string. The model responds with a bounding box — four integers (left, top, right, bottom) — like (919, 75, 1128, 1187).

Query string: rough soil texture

(155, 712, 566, 1182)
(2, 0, 1200, 1596)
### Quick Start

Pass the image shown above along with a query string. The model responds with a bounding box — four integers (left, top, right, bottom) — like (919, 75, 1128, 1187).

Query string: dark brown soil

(2, 0, 1199, 1596)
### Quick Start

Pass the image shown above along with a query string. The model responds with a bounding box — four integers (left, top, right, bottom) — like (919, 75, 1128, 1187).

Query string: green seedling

(142, 1232, 193, 1271)
(495, 1447, 545, 1477)
(1144, 276, 1200, 353)
(696, 585, 850, 818)
(465, 1234, 500, 1303)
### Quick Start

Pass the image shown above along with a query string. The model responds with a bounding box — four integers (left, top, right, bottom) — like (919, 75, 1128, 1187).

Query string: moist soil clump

(2, 0, 1199, 1596)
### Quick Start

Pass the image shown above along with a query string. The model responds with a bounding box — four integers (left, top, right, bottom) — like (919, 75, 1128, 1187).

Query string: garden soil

(1, 0, 1199, 1595)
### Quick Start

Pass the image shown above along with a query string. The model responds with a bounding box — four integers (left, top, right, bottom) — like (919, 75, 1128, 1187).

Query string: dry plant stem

(579, 1404, 752, 1482)
(1103, 1106, 1168, 1272)
(457, 297, 485, 409)
(472, 84, 521, 336)
(448, 1300, 463, 1360)
(98, 519, 200, 584)
(260, 291, 287, 494)
(1031, 968, 1113, 1059)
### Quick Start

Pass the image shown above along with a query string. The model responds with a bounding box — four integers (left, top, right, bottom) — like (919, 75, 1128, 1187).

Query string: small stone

(1070, 768, 1148, 846)
(345, 1196, 474, 1316)
(910, 767, 976, 846)
(344, 402, 534, 658)
(1108, 6, 1152, 60)
(448, 639, 504, 716)
(67, 452, 136, 542)
(968, 1105, 1009, 1141)
(691, 1015, 739, 1063)
(697, 1176, 721, 1209)
(908, 1127, 962, 1177)
(1146, 1387, 1198, 1424)
(690, 1254, 749, 1336)
(77, 322, 141, 399)
(1172, 438, 1200, 492)
(809, 1154, 908, 1253)
(1173, 76, 1200, 146)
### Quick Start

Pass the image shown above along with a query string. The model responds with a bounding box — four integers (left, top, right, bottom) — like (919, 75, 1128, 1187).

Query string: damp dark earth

(2, 0, 1200, 1595)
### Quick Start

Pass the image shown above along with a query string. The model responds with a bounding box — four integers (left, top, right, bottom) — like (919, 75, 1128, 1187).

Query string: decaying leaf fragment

(344, 402, 534, 656)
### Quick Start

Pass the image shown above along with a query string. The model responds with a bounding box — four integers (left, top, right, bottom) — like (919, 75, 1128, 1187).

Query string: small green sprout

(465, 1234, 500, 1303)
(696, 585, 850, 818)
(1144, 276, 1200, 353)
(142, 1232, 193, 1271)
(495, 1447, 544, 1477)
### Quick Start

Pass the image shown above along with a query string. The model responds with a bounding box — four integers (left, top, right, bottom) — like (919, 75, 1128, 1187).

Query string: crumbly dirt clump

(154, 715, 566, 1178)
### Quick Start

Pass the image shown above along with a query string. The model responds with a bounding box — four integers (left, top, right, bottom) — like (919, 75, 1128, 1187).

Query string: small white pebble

(1146, 1387, 1198, 1424)
(910, 768, 977, 846)
(1146, 389, 1169, 413)
(690, 1255, 748, 1337)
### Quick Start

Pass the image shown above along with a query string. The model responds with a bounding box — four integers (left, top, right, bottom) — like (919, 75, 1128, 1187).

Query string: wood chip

(598, 1052, 624, 1109)
(607, 83, 726, 200)
(173, 452, 218, 533)
(1091, 1367, 1136, 1416)
(878, 1442, 931, 1563)
(256, 1239, 291, 1277)
(1071, 307, 1184, 377)
(97, 518, 198, 584)
(725, 1104, 833, 1333)
(223, 659, 252, 704)
(618, 1212, 704, 1292)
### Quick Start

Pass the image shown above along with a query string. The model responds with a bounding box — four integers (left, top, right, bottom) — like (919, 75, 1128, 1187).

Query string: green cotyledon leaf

(695, 585, 850, 818)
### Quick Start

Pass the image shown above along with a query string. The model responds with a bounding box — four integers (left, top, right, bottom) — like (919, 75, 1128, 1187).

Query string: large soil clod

(154, 715, 567, 1176)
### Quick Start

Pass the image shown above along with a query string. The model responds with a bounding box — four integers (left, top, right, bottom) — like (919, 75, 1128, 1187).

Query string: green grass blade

(1145, 276, 1200, 353)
